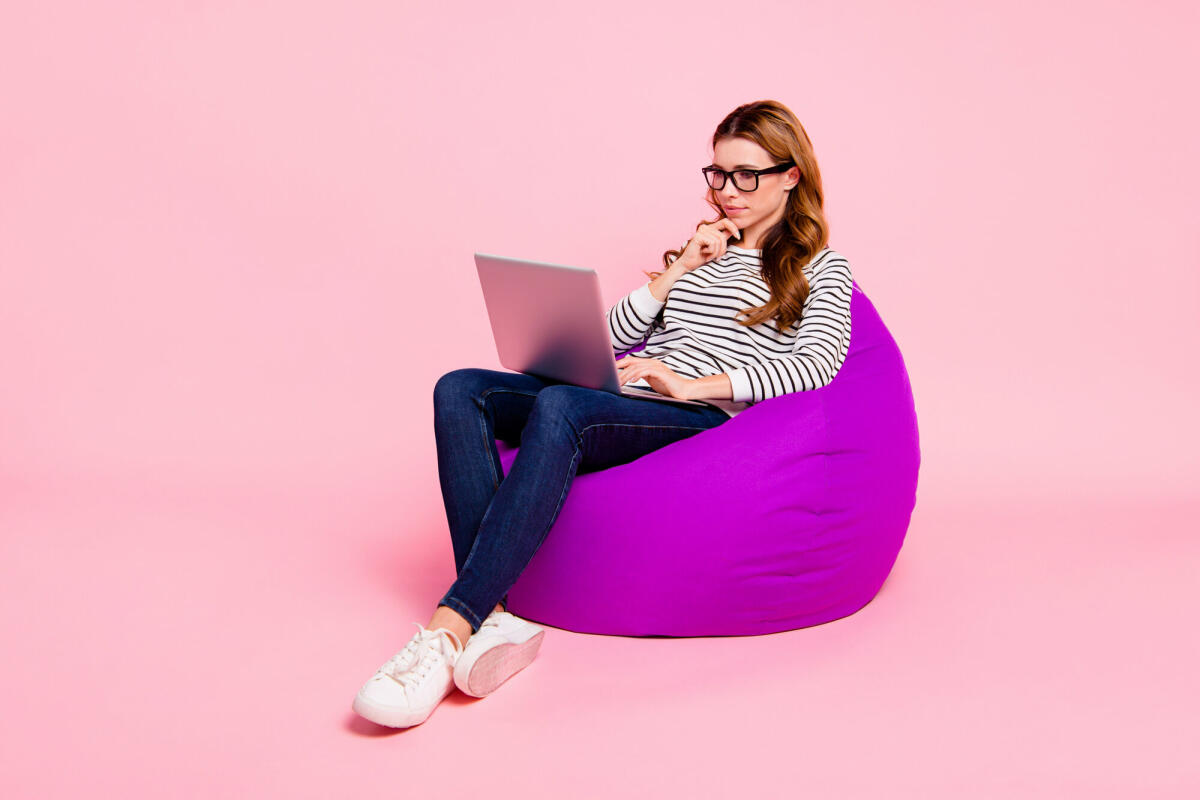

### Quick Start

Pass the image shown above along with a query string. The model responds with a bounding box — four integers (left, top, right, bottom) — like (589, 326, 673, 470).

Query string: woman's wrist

(648, 262, 690, 302)
(685, 373, 733, 401)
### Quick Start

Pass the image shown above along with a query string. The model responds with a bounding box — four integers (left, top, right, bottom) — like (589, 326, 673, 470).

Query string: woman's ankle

(428, 604, 474, 646)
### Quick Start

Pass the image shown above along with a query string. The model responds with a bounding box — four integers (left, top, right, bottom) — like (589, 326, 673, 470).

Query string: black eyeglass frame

(701, 161, 797, 192)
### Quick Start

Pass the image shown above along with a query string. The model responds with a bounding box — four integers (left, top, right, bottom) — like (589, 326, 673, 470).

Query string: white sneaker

(352, 623, 464, 728)
(453, 610, 545, 698)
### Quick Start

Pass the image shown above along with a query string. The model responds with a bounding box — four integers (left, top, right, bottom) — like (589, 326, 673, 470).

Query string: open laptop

(473, 252, 710, 408)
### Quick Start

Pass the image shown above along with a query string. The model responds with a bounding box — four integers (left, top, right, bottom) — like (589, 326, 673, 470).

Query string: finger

(704, 236, 724, 262)
(708, 220, 738, 241)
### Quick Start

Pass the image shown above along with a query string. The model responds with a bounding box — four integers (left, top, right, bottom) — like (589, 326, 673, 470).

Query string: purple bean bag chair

(501, 281, 920, 636)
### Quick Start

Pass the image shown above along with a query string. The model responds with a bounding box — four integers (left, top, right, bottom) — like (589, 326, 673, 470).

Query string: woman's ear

(784, 165, 800, 190)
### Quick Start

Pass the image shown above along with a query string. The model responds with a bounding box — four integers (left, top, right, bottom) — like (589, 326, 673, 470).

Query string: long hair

(650, 100, 829, 332)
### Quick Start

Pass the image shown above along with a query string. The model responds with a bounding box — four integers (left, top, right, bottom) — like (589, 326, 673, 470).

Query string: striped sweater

(606, 244, 853, 418)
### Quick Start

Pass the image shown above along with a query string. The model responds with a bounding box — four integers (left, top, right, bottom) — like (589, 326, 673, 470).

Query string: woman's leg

(432, 367, 553, 575)
(436, 384, 730, 633)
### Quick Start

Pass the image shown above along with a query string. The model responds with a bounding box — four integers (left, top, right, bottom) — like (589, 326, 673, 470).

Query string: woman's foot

(352, 623, 464, 728)
(453, 610, 545, 698)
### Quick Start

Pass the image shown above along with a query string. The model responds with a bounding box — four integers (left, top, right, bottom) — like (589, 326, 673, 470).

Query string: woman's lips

(724, 207, 747, 215)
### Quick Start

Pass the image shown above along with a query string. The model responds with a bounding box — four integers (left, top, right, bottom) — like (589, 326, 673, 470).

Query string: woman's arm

(723, 254, 854, 402)
(646, 260, 690, 302)
(606, 261, 690, 355)
(615, 355, 734, 402)
(684, 372, 734, 401)
(608, 221, 739, 356)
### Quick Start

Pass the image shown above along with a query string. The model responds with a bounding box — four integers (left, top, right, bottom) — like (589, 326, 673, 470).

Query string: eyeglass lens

(706, 170, 760, 192)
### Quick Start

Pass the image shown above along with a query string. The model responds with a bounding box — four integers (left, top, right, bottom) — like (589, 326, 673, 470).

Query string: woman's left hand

(615, 356, 695, 400)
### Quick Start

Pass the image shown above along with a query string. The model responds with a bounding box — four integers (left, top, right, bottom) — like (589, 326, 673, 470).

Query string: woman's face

(709, 137, 799, 246)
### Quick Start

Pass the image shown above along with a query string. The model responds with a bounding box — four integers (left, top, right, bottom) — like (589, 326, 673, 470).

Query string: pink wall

(3, 0, 1197, 509)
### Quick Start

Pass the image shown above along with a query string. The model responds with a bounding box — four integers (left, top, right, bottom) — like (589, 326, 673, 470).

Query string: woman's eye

(734, 171, 755, 182)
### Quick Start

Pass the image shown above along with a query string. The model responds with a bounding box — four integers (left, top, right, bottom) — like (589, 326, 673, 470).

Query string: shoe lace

(379, 623, 425, 675)
(383, 623, 464, 688)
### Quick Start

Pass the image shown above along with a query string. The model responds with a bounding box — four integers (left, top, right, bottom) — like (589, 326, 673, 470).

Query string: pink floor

(3, 480, 1196, 797)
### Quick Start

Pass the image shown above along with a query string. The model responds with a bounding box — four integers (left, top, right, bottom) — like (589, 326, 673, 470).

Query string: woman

(353, 99, 854, 728)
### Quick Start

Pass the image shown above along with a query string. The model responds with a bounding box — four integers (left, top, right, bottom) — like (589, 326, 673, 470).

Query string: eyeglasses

(701, 161, 796, 192)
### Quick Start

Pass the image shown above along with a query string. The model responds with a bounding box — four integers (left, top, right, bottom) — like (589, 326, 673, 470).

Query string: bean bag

(501, 281, 920, 637)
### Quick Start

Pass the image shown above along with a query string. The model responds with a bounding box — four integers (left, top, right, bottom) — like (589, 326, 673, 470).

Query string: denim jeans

(432, 367, 730, 632)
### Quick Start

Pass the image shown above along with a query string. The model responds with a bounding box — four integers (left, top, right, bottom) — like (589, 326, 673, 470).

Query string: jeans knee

(529, 385, 587, 430)
(433, 368, 489, 408)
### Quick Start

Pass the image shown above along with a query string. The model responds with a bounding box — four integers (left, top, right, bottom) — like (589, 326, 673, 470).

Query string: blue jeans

(433, 368, 730, 632)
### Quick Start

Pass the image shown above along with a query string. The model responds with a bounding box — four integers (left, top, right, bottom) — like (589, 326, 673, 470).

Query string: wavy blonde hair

(649, 100, 829, 332)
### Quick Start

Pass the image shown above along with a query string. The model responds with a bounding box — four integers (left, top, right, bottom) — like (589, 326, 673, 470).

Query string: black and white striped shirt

(606, 244, 853, 418)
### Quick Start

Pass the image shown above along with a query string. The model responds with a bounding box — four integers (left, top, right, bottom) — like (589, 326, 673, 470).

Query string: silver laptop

(473, 252, 710, 408)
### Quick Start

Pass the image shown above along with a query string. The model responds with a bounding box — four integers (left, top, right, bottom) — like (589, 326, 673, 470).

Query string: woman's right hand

(674, 218, 742, 271)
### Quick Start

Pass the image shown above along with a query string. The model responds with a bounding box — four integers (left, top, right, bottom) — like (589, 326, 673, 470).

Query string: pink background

(2, 1, 1197, 797)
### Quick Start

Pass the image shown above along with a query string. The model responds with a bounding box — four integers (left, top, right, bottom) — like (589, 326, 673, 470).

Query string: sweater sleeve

(725, 255, 854, 403)
(607, 282, 665, 356)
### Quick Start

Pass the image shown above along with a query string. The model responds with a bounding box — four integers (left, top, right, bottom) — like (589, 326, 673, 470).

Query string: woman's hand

(675, 218, 742, 272)
(615, 356, 695, 400)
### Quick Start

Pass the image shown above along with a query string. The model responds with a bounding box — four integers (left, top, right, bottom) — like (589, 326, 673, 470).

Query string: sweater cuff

(628, 282, 665, 321)
(726, 368, 756, 403)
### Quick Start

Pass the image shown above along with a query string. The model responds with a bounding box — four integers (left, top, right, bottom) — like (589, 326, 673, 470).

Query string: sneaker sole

(461, 629, 545, 698)
(351, 693, 439, 728)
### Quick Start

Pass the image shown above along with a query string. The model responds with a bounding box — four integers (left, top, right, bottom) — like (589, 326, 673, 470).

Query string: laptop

(473, 252, 711, 408)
